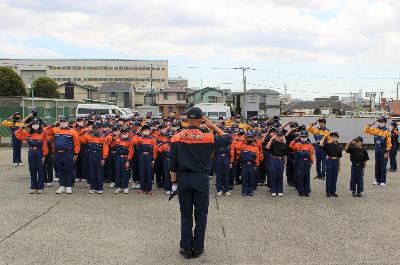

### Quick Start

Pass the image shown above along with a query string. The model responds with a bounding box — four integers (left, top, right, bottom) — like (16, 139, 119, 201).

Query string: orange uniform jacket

(45, 126, 80, 154)
(80, 133, 109, 159)
(111, 137, 135, 160)
(289, 140, 315, 162)
(134, 136, 158, 160)
(233, 143, 261, 167)
(15, 128, 49, 156)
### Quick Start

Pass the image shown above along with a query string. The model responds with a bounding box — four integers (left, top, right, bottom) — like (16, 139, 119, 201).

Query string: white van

(194, 103, 231, 120)
(76, 104, 135, 119)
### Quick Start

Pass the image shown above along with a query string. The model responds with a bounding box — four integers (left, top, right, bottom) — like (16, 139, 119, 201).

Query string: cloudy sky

(1, 0, 400, 99)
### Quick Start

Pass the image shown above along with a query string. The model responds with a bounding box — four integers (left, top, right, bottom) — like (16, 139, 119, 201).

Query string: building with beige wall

(0, 59, 168, 90)
(156, 87, 187, 117)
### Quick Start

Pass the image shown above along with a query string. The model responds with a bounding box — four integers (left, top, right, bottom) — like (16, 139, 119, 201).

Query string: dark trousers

(12, 134, 22, 164)
(264, 151, 272, 188)
(375, 148, 388, 183)
(138, 154, 153, 192)
(315, 145, 327, 177)
(28, 149, 44, 190)
(132, 146, 139, 182)
(107, 151, 117, 183)
(115, 156, 130, 189)
(76, 145, 88, 181)
(241, 162, 256, 195)
(325, 159, 339, 193)
(54, 150, 74, 187)
(163, 158, 172, 191)
(270, 157, 284, 193)
(215, 154, 230, 193)
(295, 159, 311, 194)
(88, 151, 104, 191)
(155, 152, 164, 187)
(350, 164, 364, 193)
(389, 146, 398, 170)
(178, 172, 209, 252)
(43, 147, 53, 183)
(286, 152, 295, 185)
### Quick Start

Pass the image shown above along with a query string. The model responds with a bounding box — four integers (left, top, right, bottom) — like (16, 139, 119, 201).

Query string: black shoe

(326, 192, 332, 197)
(352, 191, 357, 197)
(357, 193, 362, 197)
(192, 249, 204, 259)
(332, 192, 338, 197)
(320, 176, 325, 180)
(304, 193, 309, 197)
(298, 193, 304, 197)
(180, 248, 193, 259)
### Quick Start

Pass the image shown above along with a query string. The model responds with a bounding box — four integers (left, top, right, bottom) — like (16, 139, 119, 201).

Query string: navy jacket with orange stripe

(170, 126, 232, 174)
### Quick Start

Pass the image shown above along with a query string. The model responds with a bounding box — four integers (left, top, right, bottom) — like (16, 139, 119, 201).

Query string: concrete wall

(280, 117, 391, 144)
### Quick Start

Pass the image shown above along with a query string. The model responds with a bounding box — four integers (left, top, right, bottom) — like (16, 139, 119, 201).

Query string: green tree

(313, 107, 322, 115)
(31, 76, 60, 98)
(0, 67, 27, 96)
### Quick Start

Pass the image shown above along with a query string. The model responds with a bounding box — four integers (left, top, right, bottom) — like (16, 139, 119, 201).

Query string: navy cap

(31, 118, 40, 124)
(238, 129, 245, 134)
(290, 122, 299, 128)
(120, 126, 130, 133)
(354, 136, 363, 142)
(300, 130, 308, 137)
(112, 125, 120, 131)
(59, 117, 69, 122)
(93, 122, 102, 128)
(318, 118, 326, 123)
(186, 107, 203, 119)
(330, 131, 339, 137)
(142, 124, 151, 130)
(76, 116, 84, 121)
(276, 130, 284, 136)
(390, 121, 397, 127)
(378, 116, 387, 122)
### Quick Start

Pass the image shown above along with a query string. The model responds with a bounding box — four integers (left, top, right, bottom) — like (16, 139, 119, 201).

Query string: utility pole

(396, 80, 399, 101)
(150, 64, 153, 105)
(284, 83, 287, 95)
(233, 67, 254, 119)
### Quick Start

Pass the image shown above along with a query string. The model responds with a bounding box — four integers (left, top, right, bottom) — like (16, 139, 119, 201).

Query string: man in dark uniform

(170, 107, 231, 259)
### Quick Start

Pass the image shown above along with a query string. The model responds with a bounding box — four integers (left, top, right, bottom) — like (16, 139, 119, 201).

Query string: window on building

(208, 96, 220, 103)
(177, 93, 185, 100)
(163, 93, 168, 100)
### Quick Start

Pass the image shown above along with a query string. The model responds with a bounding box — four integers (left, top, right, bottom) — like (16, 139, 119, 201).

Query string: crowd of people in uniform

(2, 109, 398, 198)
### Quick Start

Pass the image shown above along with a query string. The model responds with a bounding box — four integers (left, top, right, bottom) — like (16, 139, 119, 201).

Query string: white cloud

(0, 0, 400, 66)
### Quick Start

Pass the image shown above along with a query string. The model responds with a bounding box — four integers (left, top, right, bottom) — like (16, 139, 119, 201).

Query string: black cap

(318, 118, 326, 123)
(120, 126, 130, 133)
(300, 130, 308, 137)
(391, 121, 398, 127)
(377, 116, 387, 122)
(76, 116, 84, 121)
(354, 136, 363, 142)
(142, 124, 151, 130)
(276, 130, 284, 136)
(186, 107, 202, 119)
(59, 117, 69, 122)
(30, 118, 40, 124)
(112, 125, 120, 131)
(330, 131, 339, 138)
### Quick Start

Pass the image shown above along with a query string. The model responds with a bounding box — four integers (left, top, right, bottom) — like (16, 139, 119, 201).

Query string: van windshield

(78, 108, 109, 115)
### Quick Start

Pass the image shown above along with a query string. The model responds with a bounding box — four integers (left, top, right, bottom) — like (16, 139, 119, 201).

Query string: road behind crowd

(0, 147, 399, 265)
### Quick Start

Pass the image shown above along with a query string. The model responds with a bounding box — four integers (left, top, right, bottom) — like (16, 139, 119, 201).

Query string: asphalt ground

(0, 147, 399, 265)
